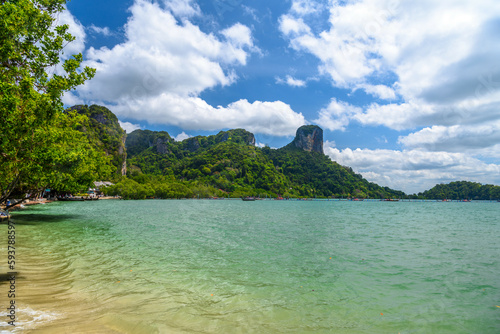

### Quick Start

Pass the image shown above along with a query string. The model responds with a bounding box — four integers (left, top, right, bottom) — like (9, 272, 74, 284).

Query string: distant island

(56, 105, 498, 201)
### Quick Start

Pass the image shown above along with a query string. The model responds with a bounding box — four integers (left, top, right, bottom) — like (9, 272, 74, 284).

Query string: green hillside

(68, 105, 127, 176)
(419, 181, 500, 200)
(265, 147, 404, 199)
(121, 127, 404, 199)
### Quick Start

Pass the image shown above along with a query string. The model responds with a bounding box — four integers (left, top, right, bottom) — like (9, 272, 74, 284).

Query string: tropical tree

(0, 0, 102, 205)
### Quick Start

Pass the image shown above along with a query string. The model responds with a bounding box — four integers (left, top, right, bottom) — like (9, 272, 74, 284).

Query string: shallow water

(1, 200, 499, 333)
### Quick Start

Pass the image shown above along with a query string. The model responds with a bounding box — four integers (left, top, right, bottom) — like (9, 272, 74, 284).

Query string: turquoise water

(1, 200, 499, 333)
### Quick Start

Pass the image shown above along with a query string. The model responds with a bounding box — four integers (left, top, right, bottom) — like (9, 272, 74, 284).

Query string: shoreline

(1, 196, 121, 211)
(0, 209, 125, 333)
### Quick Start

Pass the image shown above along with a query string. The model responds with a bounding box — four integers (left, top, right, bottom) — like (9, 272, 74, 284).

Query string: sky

(59, 0, 500, 194)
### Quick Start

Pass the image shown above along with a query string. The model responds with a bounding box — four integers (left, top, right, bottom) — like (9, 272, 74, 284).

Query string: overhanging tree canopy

(1, 0, 109, 203)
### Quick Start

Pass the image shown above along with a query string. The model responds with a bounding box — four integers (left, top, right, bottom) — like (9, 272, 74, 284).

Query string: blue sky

(60, 0, 500, 193)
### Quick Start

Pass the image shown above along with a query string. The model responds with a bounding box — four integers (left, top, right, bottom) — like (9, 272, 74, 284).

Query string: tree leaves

(1, 0, 100, 203)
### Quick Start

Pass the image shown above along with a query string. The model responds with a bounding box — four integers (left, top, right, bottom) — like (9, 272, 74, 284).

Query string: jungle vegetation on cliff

(105, 125, 405, 199)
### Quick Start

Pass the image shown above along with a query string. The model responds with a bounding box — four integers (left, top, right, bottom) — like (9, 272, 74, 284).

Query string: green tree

(1, 0, 99, 204)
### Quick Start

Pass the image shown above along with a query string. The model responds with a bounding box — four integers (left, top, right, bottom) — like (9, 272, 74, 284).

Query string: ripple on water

(1, 200, 499, 333)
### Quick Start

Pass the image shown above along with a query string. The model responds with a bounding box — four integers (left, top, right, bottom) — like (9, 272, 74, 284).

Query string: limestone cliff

(69, 105, 127, 175)
(179, 129, 256, 153)
(125, 130, 173, 157)
(289, 125, 323, 154)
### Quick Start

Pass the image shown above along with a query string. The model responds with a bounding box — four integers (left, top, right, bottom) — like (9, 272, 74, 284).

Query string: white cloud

(118, 121, 142, 133)
(276, 75, 306, 87)
(52, 7, 87, 81)
(164, 0, 200, 17)
(89, 24, 111, 36)
(291, 0, 324, 15)
(324, 142, 500, 194)
(281, 0, 500, 153)
(221, 23, 260, 64)
(78, 0, 239, 100)
(66, 0, 304, 136)
(56, 6, 86, 60)
(279, 15, 311, 36)
(222, 23, 252, 47)
(110, 96, 305, 136)
(399, 121, 500, 153)
(359, 84, 396, 100)
(61, 91, 84, 106)
(174, 132, 191, 141)
(313, 98, 362, 131)
(242, 5, 259, 22)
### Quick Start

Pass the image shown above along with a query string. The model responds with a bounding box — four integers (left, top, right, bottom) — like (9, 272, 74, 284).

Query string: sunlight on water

(1, 200, 499, 333)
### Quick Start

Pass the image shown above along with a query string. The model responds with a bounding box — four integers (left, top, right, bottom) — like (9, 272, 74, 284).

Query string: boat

(242, 197, 256, 201)
(383, 199, 399, 202)
(57, 196, 85, 202)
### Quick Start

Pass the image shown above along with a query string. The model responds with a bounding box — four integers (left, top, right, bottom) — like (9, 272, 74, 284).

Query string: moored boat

(57, 197, 85, 201)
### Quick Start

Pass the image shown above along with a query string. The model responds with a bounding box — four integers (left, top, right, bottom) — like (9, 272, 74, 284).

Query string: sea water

(0, 200, 499, 333)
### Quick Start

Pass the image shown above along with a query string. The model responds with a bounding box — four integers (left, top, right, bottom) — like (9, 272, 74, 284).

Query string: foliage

(102, 174, 226, 200)
(417, 181, 500, 200)
(123, 128, 405, 199)
(68, 104, 126, 176)
(266, 147, 405, 198)
(0, 0, 98, 203)
(125, 129, 173, 158)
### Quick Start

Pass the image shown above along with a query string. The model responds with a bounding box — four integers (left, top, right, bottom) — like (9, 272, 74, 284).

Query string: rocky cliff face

(69, 105, 127, 175)
(125, 130, 173, 157)
(119, 135, 127, 176)
(216, 129, 255, 146)
(179, 129, 256, 152)
(291, 125, 323, 154)
(184, 137, 201, 152)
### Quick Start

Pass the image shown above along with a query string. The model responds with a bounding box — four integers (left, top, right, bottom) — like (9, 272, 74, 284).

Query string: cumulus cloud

(398, 121, 500, 153)
(56, 6, 86, 60)
(222, 23, 252, 47)
(164, 0, 200, 17)
(78, 0, 239, 100)
(324, 142, 500, 194)
(281, 0, 500, 153)
(174, 132, 191, 141)
(279, 15, 311, 36)
(313, 98, 362, 131)
(68, 0, 304, 136)
(110, 96, 305, 136)
(290, 0, 324, 15)
(359, 84, 396, 100)
(51, 7, 87, 81)
(118, 121, 142, 133)
(276, 75, 306, 87)
(88, 24, 111, 36)
(61, 91, 84, 106)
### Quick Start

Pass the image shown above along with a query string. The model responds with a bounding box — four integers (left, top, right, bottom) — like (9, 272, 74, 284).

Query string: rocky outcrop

(155, 137, 170, 154)
(69, 104, 128, 175)
(291, 125, 323, 154)
(216, 129, 255, 146)
(120, 135, 127, 176)
(125, 130, 173, 157)
(184, 137, 201, 152)
(179, 129, 256, 153)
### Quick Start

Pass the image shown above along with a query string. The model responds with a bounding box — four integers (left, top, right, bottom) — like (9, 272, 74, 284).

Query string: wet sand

(0, 219, 120, 333)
